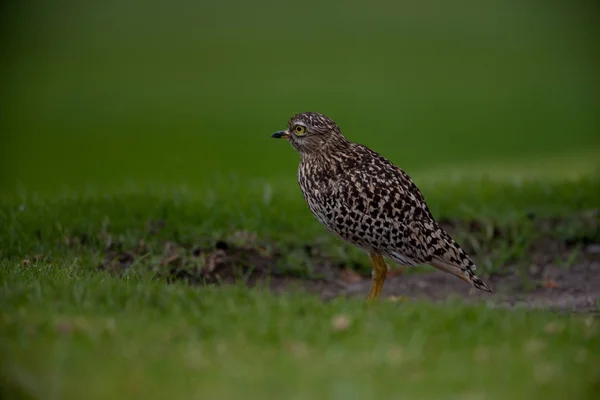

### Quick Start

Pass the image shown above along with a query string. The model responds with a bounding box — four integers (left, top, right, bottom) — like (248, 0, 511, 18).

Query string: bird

(271, 112, 492, 301)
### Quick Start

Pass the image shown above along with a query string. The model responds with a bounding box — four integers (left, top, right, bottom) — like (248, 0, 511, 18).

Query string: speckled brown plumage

(271, 112, 492, 300)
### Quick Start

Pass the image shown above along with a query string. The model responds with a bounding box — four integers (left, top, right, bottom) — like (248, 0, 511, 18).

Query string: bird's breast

(297, 161, 364, 248)
(297, 163, 335, 220)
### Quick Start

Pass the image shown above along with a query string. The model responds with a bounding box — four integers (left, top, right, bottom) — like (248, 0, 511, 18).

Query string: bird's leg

(367, 252, 388, 302)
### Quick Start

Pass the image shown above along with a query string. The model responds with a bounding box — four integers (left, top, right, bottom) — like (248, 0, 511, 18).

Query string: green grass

(2, 267, 599, 400)
(2, 176, 599, 399)
(2, 175, 599, 264)
(1, 1, 600, 398)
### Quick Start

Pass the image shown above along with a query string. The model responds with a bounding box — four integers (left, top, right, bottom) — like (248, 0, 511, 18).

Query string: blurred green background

(1, 0, 598, 194)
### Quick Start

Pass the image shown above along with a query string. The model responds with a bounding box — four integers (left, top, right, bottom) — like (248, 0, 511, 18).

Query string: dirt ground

(99, 213, 600, 313)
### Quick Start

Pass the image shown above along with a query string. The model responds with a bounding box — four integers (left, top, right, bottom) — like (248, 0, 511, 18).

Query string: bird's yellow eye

(294, 125, 307, 136)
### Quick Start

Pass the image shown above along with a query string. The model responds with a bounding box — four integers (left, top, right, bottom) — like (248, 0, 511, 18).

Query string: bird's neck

(300, 139, 356, 178)
(324, 133, 352, 153)
(300, 134, 351, 157)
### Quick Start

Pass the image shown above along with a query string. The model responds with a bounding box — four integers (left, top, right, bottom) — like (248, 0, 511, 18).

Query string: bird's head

(271, 112, 349, 155)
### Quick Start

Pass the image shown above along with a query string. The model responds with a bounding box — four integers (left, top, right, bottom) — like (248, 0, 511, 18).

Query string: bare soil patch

(98, 211, 600, 312)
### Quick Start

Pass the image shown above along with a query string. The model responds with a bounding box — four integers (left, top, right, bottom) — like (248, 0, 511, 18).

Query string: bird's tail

(431, 257, 493, 293)
(429, 226, 493, 293)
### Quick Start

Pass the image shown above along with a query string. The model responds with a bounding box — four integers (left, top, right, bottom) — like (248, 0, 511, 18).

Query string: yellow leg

(367, 252, 388, 302)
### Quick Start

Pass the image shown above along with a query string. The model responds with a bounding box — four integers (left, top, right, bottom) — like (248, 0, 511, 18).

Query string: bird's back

(297, 142, 490, 291)
(298, 142, 434, 247)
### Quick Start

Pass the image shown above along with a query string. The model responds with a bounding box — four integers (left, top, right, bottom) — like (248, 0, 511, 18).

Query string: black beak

(271, 130, 289, 139)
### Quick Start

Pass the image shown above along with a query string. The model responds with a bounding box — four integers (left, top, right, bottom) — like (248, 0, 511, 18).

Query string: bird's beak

(271, 130, 290, 139)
